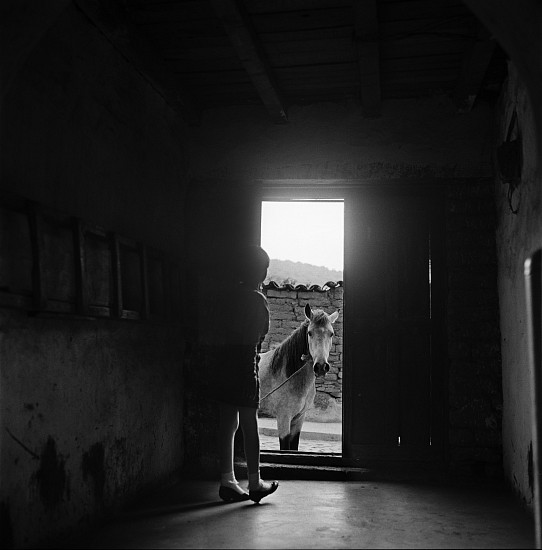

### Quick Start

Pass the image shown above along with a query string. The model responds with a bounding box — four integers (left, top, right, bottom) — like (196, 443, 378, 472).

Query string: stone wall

(261, 284, 344, 405)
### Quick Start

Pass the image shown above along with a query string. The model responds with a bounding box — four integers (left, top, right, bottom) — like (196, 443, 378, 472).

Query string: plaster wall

(496, 64, 542, 507)
(0, 3, 190, 547)
(187, 95, 494, 182)
(1, 312, 184, 548)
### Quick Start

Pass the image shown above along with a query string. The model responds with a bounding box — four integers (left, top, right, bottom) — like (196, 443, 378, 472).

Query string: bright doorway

(259, 200, 344, 454)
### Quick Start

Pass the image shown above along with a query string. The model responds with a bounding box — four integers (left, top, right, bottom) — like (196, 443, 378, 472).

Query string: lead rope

(259, 354, 312, 403)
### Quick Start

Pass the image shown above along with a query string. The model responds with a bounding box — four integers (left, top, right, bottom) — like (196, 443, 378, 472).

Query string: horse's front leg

(289, 411, 307, 451)
(276, 415, 293, 450)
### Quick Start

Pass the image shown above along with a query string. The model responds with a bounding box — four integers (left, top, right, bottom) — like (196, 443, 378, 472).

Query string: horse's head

(304, 303, 340, 378)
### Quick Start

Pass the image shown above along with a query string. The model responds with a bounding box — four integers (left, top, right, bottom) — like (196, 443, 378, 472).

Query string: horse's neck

(281, 325, 308, 378)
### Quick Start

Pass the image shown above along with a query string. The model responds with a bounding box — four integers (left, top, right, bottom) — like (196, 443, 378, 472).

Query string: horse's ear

(329, 311, 339, 323)
(304, 303, 312, 320)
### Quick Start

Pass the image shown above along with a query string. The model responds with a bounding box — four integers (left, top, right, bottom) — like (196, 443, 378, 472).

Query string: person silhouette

(208, 244, 279, 503)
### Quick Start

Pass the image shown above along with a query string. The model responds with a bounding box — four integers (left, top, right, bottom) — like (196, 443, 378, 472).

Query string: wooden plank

(210, 0, 288, 123)
(41, 214, 76, 309)
(129, 6, 217, 25)
(169, 45, 356, 70)
(149, 252, 167, 320)
(397, 214, 431, 446)
(427, 197, 447, 453)
(26, 201, 47, 311)
(257, 25, 353, 43)
(168, 262, 183, 321)
(381, 39, 471, 60)
(345, 194, 392, 446)
(119, 242, 143, 314)
(84, 230, 112, 310)
(109, 233, 123, 318)
(246, 0, 349, 13)
(74, 0, 200, 126)
(381, 68, 459, 84)
(139, 243, 150, 320)
(381, 53, 463, 73)
(173, 67, 252, 84)
(135, 18, 226, 36)
(147, 34, 233, 51)
(353, 0, 381, 117)
(72, 218, 89, 316)
(380, 17, 477, 40)
(249, 7, 353, 33)
(453, 26, 496, 111)
(378, 0, 470, 23)
(0, 205, 33, 297)
(264, 35, 355, 56)
(164, 56, 244, 73)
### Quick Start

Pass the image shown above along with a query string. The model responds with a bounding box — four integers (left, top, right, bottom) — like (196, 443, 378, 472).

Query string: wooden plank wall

(0, 192, 183, 323)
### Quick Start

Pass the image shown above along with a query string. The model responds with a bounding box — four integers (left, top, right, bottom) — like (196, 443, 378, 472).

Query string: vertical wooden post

(72, 218, 89, 316)
(525, 250, 542, 549)
(109, 232, 123, 318)
(26, 200, 47, 311)
(139, 243, 149, 320)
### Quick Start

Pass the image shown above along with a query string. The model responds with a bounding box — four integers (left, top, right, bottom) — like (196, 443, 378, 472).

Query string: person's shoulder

(241, 289, 268, 313)
(254, 289, 267, 300)
(253, 290, 269, 306)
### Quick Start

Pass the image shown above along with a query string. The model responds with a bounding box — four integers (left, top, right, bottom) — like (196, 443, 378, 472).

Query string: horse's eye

(308, 331, 312, 337)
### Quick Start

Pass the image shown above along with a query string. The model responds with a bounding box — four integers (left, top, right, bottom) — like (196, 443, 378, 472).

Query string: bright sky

(260, 201, 344, 271)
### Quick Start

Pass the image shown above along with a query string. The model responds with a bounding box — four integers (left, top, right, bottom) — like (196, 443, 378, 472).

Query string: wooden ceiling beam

(453, 25, 496, 112)
(210, 0, 288, 124)
(353, 0, 382, 118)
(74, 0, 200, 126)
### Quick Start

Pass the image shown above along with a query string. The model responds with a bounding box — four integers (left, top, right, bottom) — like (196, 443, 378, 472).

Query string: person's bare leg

(218, 402, 247, 497)
(239, 406, 278, 502)
(238, 406, 260, 472)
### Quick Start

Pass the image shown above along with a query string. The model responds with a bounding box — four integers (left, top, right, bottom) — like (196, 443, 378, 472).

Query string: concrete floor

(59, 476, 534, 549)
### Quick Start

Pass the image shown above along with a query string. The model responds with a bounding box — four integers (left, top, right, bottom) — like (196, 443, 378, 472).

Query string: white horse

(258, 303, 339, 450)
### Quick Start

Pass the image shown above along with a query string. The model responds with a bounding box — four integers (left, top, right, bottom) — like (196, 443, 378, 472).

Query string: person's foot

(219, 485, 250, 502)
(248, 480, 279, 503)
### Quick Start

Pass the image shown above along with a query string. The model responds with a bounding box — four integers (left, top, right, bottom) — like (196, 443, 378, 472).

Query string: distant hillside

(265, 259, 343, 287)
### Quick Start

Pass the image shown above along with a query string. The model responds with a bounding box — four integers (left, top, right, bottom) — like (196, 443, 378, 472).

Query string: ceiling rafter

(353, 0, 381, 118)
(210, 0, 288, 124)
(75, 0, 200, 126)
(453, 24, 496, 112)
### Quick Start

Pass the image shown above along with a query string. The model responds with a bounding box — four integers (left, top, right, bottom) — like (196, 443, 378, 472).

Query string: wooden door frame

(255, 181, 448, 468)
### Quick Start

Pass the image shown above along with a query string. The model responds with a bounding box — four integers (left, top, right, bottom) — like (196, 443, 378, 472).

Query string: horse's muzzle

(313, 362, 330, 377)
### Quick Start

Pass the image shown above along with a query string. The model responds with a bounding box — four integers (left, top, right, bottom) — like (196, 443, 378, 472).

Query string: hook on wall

(496, 108, 522, 214)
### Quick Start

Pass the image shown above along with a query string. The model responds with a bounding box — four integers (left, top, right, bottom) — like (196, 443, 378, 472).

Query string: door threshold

(250, 452, 450, 482)
(236, 454, 369, 481)
(260, 450, 345, 467)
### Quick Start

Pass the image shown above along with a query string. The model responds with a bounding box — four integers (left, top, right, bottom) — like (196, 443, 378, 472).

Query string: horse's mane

(269, 310, 329, 378)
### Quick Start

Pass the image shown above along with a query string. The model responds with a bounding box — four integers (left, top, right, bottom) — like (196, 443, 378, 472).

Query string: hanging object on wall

(496, 108, 522, 214)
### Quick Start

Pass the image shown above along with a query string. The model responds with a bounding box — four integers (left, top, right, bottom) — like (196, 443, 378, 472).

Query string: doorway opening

(259, 199, 344, 455)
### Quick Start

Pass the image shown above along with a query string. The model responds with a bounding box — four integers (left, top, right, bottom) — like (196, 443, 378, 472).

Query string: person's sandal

(249, 480, 279, 503)
(219, 486, 250, 502)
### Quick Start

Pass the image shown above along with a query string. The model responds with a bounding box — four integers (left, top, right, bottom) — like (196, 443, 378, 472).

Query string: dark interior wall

(1, 1, 189, 258)
(445, 179, 502, 477)
(0, 3, 190, 547)
(495, 64, 542, 507)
